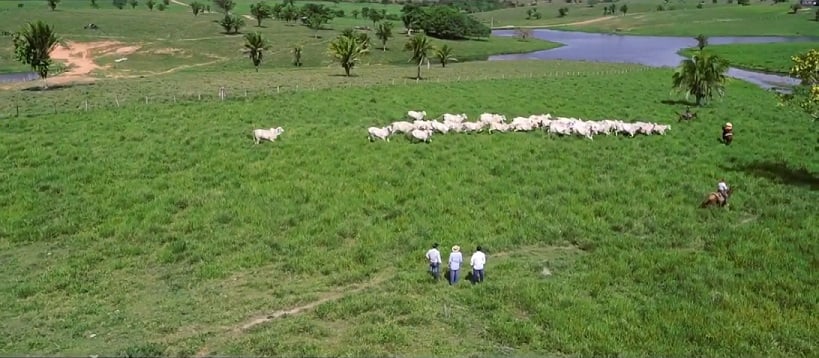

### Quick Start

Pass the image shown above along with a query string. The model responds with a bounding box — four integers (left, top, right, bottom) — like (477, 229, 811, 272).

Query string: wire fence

(0, 66, 652, 120)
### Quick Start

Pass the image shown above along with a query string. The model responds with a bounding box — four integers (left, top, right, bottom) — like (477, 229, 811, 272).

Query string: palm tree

(404, 34, 433, 80)
(14, 21, 61, 89)
(375, 21, 393, 51)
(243, 32, 268, 71)
(694, 34, 708, 50)
(328, 34, 369, 76)
(434, 44, 457, 68)
(671, 50, 730, 106)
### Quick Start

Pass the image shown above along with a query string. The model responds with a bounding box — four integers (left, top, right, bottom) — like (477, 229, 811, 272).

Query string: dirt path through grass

(188, 244, 582, 356)
(192, 270, 394, 357)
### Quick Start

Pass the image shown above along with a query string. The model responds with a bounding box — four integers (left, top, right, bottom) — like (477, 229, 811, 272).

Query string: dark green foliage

(401, 5, 490, 40)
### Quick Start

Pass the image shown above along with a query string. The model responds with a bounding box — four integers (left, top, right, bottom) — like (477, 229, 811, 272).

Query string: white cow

(407, 110, 427, 121)
(252, 127, 284, 144)
(409, 128, 433, 143)
(430, 120, 450, 134)
(368, 126, 392, 141)
(391, 121, 416, 134)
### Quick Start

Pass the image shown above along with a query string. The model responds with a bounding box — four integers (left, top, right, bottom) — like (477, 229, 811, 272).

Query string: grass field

(0, 0, 557, 76)
(680, 42, 818, 74)
(1, 61, 818, 356)
(475, 0, 819, 36)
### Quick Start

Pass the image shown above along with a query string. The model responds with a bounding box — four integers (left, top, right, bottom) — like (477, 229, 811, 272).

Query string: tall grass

(1, 64, 817, 356)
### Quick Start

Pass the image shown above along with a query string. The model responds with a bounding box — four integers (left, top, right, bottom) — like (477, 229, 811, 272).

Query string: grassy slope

(475, 1, 819, 36)
(0, 0, 557, 75)
(1, 62, 817, 356)
(680, 42, 818, 74)
(0, 60, 625, 116)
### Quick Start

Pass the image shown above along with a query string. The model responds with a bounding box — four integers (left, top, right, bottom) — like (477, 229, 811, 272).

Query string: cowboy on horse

(717, 179, 730, 205)
(722, 122, 733, 145)
(701, 179, 733, 208)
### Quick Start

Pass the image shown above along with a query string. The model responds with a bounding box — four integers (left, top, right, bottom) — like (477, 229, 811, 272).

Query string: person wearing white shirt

(448, 245, 463, 285)
(425, 243, 442, 281)
(470, 245, 486, 284)
(717, 178, 730, 206)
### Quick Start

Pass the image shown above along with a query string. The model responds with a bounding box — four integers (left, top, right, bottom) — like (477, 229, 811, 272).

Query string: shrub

(558, 7, 569, 17)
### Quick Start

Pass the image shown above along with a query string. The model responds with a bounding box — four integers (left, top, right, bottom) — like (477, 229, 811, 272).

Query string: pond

(489, 29, 818, 90)
(0, 72, 39, 84)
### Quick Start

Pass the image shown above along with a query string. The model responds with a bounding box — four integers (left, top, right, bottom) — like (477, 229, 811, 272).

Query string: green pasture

(1, 61, 817, 356)
(0, 60, 634, 116)
(680, 41, 818, 74)
(476, 1, 819, 36)
(0, 0, 557, 76)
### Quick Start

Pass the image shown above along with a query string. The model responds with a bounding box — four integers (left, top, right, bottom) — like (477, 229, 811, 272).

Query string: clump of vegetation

(250, 2, 273, 27)
(779, 49, 819, 119)
(558, 7, 569, 17)
(12, 20, 60, 89)
(400, 4, 490, 40)
(219, 14, 245, 34)
(671, 50, 730, 106)
(190, 1, 204, 16)
(434, 44, 457, 68)
(327, 31, 369, 76)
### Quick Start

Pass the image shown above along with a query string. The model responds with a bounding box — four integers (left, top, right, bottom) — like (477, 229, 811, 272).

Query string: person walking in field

(470, 245, 486, 284)
(448, 245, 463, 285)
(425, 243, 442, 281)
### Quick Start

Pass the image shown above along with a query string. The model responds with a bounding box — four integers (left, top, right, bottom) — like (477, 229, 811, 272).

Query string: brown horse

(700, 187, 734, 208)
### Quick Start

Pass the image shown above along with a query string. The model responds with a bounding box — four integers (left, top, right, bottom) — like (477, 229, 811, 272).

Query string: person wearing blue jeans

(470, 245, 486, 284)
(448, 245, 463, 285)
(425, 243, 442, 281)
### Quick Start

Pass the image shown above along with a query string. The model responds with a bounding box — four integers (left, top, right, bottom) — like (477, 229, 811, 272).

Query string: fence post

(277, 86, 280, 93)
(115, 96, 120, 108)
(198, 93, 201, 101)
(85, 100, 88, 112)
(15, 101, 19, 117)
(244, 90, 248, 99)
(173, 96, 177, 104)
(145, 96, 148, 105)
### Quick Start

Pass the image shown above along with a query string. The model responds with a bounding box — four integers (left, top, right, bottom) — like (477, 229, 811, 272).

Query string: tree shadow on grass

(22, 82, 94, 92)
(327, 73, 361, 77)
(660, 99, 697, 106)
(722, 160, 819, 191)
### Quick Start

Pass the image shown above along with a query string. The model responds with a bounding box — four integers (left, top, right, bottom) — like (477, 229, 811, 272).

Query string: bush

(657, 4, 664, 10)
(737, 0, 750, 5)
(697, 2, 704, 8)
(789, 3, 801, 13)
(558, 7, 568, 17)
(405, 5, 490, 39)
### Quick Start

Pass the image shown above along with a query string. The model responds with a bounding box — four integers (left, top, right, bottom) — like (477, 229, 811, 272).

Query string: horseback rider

(717, 178, 730, 205)
(722, 122, 733, 144)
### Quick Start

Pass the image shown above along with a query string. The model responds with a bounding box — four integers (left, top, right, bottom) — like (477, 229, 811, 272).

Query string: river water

(489, 29, 818, 90)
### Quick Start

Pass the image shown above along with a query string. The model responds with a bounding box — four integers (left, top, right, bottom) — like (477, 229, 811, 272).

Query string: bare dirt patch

(48, 41, 143, 85)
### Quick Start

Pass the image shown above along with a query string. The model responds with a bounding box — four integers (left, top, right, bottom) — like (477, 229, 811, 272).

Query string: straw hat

(452, 245, 460, 252)
(725, 122, 733, 128)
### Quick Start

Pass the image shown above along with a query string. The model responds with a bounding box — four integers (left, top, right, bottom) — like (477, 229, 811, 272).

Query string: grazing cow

(252, 127, 284, 144)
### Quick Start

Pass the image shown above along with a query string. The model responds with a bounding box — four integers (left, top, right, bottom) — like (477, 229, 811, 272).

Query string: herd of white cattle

(251, 111, 671, 144)
(367, 110, 671, 143)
